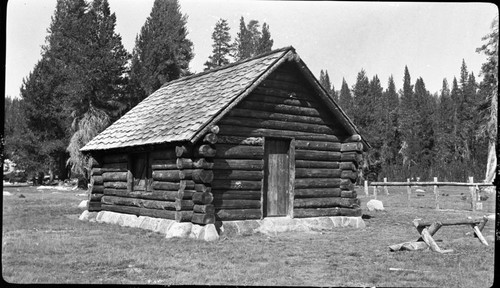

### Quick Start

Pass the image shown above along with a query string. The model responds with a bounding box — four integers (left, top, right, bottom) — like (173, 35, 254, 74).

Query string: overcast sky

(5, 0, 498, 99)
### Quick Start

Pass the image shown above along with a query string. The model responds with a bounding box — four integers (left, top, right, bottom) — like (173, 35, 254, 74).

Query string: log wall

(215, 62, 361, 220)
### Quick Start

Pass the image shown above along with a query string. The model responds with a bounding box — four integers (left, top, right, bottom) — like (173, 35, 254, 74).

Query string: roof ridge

(160, 46, 295, 88)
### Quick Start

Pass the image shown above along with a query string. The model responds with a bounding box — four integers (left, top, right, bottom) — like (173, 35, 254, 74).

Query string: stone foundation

(79, 210, 366, 241)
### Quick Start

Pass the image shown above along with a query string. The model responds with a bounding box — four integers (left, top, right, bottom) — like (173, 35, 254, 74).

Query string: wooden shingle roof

(81, 46, 368, 152)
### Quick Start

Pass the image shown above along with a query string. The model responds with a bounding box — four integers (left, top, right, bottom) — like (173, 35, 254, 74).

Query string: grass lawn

(2, 183, 497, 286)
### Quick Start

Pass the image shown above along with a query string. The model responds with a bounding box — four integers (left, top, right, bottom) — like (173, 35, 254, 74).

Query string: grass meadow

(2, 183, 497, 286)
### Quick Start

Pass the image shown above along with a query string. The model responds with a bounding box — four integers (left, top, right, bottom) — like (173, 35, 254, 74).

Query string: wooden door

(264, 138, 290, 216)
(131, 153, 152, 191)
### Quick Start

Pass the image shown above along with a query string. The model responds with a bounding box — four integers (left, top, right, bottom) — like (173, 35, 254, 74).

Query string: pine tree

(234, 17, 273, 60)
(129, 0, 193, 106)
(60, 0, 130, 182)
(319, 69, 334, 100)
(257, 23, 273, 54)
(398, 66, 416, 177)
(338, 78, 353, 117)
(204, 18, 232, 70)
(476, 17, 498, 182)
(380, 75, 400, 176)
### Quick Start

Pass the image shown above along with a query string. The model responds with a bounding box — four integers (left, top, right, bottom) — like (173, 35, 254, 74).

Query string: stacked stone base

(79, 210, 365, 241)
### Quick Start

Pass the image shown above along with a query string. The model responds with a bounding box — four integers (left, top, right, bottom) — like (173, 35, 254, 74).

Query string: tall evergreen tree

(233, 17, 273, 60)
(257, 23, 274, 54)
(397, 66, 416, 177)
(204, 18, 232, 70)
(58, 0, 130, 181)
(476, 17, 498, 182)
(379, 75, 400, 176)
(338, 78, 353, 117)
(319, 69, 335, 100)
(129, 0, 193, 106)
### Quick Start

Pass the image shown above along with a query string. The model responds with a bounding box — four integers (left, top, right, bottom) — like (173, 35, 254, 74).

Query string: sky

(5, 0, 498, 99)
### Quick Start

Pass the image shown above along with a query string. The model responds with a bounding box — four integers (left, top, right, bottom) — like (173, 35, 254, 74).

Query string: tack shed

(81, 46, 369, 225)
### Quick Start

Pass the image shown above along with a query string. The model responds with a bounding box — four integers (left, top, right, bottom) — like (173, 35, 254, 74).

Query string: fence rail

(364, 177, 494, 211)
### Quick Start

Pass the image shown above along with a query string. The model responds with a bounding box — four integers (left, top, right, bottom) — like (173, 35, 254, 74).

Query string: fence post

(406, 178, 411, 208)
(364, 180, 369, 197)
(433, 177, 439, 210)
(383, 177, 389, 195)
(469, 176, 476, 212)
(373, 186, 377, 199)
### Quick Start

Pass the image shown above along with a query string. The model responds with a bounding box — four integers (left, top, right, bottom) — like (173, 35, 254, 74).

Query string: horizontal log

(340, 152, 363, 162)
(339, 162, 357, 171)
(247, 92, 317, 108)
(192, 192, 214, 205)
(193, 204, 215, 214)
(102, 204, 192, 221)
(104, 188, 194, 200)
(294, 188, 341, 198)
(216, 209, 261, 221)
(203, 133, 218, 144)
(192, 158, 214, 169)
(212, 159, 264, 170)
(215, 144, 263, 159)
(414, 218, 484, 228)
(236, 99, 321, 117)
(102, 195, 194, 211)
(209, 125, 220, 134)
(295, 168, 341, 178)
(213, 199, 261, 209)
(92, 176, 103, 185)
(295, 150, 341, 161)
(193, 144, 216, 158)
(341, 142, 363, 152)
(88, 201, 102, 211)
(194, 184, 211, 193)
(217, 135, 264, 146)
(152, 170, 181, 182)
(150, 149, 176, 160)
(102, 172, 128, 182)
(91, 167, 123, 175)
(293, 207, 362, 218)
(102, 162, 128, 170)
(151, 159, 178, 170)
(91, 185, 104, 193)
(175, 145, 191, 158)
(340, 190, 357, 198)
(259, 78, 312, 94)
(176, 158, 193, 169)
(228, 108, 331, 126)
(295, 160, 339, 169)
(219, 116, 339, 135)
(294, 140, 341, 151)
(90, 193, 104, 201)
(342, 134, 362, 142)
(191, 213, 215, 225)
(212, 190, 262, 200)
(253, 85, 311, 100)
(152, 181, 181, 191)
(370, 181, 495, 187)
(341, 170, 358, 181)
(218, 125, 341, 142)
(213, 170, 263, 181)
(294, 178, 341, 189)
(103, 154, 128, 164)
(103, 181, 128, 189)
(293, 197, 360, 209)
(188, 169, 214, 184)
(212, 180, 262, 190)
(340, 179, 355, 191)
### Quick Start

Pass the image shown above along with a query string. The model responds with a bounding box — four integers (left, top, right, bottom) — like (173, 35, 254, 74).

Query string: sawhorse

(389, 216, 489, 253)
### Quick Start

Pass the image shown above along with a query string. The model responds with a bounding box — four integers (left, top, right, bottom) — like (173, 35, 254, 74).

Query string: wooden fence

(365, 177, 494, 211)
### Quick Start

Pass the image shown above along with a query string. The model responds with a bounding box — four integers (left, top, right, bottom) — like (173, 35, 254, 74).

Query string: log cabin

(81, 46, 370, 225)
